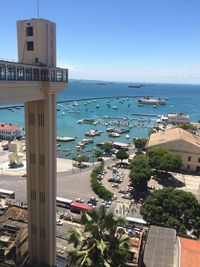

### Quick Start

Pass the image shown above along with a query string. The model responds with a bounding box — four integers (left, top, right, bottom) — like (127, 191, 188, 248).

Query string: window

(17, 67, 24, 80)
(27, 41, 34, 51)
(188, 156, 191, 162)
(187, 165, 190, 169)
(198, 158, 200, 163)
(26, 26, 33, 36)
(41, 69, 49, 81)
(0, 64, 6, 80)
(33, 68, 39, 81)
(51, 70, 56, 81)
(25, 68, 32, 80)
(35, 58, 39, 64)
(56, 70, 62, 82)
(7, 65, 16, 80)
(63, 70, 68, 82)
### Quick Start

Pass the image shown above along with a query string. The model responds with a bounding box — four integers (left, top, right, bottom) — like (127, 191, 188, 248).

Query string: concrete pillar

(25, 93, 57, 267)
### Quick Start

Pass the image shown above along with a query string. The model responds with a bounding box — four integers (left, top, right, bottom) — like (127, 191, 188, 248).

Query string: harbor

(0, 80, 199, 161)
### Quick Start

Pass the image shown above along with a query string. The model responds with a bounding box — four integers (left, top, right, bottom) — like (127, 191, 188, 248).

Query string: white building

(167, 113, 189, 124)
(0, 124, 23, 141)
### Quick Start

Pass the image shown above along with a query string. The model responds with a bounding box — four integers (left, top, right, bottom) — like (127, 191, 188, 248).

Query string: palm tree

(67, 208, 130, 267)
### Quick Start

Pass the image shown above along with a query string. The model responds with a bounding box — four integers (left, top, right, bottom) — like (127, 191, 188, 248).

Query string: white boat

(96, 104, 99, 108)
(111, 106, 118, 109)
(108, 132, 120, 137)
(126, 135, 130, 139)
(138, 97, 166, 105)
(57, 136, 75, 142)
(73, 101, 79, 106)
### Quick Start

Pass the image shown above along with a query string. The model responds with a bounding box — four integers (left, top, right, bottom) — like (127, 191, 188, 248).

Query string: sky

(0, 0, 200, 83)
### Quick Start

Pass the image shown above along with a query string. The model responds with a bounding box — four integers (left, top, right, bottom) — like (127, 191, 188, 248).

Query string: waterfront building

(147, 128, 200, 172)
(0, 18, 68, 267)
(167, 113, 189, 124)
(0, 124, 23, 141)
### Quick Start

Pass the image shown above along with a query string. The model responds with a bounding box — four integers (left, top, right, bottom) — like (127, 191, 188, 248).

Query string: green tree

(73, 155, 89, 167)
(148, 147, 182, 172)
(129, 155, 152, 191)
(102, 143, 113, 154)
(140, 188, 200, 236)
(67, 208, 130, 267)
(133, 138, 147, 151)
(94, 149, 103, 159)
(116, 149, 129, 162)
(177, 123, 197, 132)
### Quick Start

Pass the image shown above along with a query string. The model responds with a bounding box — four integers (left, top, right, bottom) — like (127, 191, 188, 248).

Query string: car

(111, 184, 119, 188)
(122, 194, 132, 199)
(56, 220, 63, 226)
(75, 198, 84, 203)
(111, 195, 118, 201)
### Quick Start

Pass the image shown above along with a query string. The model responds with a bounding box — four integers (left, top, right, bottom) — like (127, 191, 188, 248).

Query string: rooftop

(180, 237, 200, 267)
(143, 225, 176, 267)
(147, 127, 200, 148)
(0, 124, 20, 131)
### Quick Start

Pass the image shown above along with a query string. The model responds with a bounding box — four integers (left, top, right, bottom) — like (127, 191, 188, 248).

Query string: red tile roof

(180, 237, 200, 267)
(0, 124, 20, 131)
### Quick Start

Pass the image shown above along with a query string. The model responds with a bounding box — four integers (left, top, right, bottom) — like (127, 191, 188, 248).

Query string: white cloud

(57, 61, 200, 84)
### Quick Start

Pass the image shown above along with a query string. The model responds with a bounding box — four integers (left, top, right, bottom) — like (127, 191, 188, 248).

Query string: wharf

(131, 113, 159, 117)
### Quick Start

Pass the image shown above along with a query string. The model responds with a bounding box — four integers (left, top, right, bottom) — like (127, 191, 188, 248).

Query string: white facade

(167, 113, 189, 124)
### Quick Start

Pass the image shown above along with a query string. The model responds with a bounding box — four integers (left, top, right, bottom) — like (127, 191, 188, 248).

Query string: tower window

(27, 41, 34, 51)
(26, 26, 33, 36)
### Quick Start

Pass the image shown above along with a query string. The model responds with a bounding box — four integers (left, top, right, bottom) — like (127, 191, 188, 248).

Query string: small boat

(96, 104, 99, 108)
(108, 132, 120, 138)
(57, 136, 75, 142)
(73, 101, 79, 106)
(111, 106, 118, 110)
(126, 135, 130, 139)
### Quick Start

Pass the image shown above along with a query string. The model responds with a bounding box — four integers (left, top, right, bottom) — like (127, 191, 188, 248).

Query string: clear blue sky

(0, 0, 200, 83)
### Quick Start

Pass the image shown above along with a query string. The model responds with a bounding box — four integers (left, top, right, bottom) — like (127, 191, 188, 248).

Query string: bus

(125, 216, 148, 228)
(70, 202, 93, 214)
(56, 196, 73, 209)
(0, 189, 15, 199)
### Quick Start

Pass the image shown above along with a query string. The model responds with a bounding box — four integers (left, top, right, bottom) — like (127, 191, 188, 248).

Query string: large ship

(138, 97, 166, 105)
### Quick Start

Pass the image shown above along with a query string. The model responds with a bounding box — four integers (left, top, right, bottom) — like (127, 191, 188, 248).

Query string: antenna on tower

(37, 0, 40, 18)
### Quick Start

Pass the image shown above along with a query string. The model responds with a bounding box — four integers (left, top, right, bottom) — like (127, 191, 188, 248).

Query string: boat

(108, 132, 120, 138)
(138, 97, 166, 105)
(138, 104, 144, 107)
(96, 104, 99, 108)
(97, 82, 107, 85)
(57, 136, 75, 142)
(128, 84, 145, 88)
(85, 130, 103, 137)
(111, 106, 118, 110)
(126, 135, 130, 139)
(73, 101, 79, 106)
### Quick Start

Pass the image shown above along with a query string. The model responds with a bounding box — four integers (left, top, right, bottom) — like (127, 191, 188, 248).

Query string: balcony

(0, 60, 68, 104)
(0, 60, 68, 82)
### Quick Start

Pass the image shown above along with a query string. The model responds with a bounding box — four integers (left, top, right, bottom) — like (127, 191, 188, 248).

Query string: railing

(0, 60, 68, 83)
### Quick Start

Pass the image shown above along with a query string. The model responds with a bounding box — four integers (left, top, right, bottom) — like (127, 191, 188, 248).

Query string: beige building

(147, 128, 200, 172)
(0, 18, 68, 267)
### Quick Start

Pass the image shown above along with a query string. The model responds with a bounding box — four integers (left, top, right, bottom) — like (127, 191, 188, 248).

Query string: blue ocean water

(0, 81, 200, 159)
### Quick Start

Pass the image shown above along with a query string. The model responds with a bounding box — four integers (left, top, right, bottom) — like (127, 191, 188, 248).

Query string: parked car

(111, 195, 118, 201)
(122, 194, 132, 199)
(111, 184, 119, 188)
(75, 198, 84, 203)
(56, 219, 63, 226)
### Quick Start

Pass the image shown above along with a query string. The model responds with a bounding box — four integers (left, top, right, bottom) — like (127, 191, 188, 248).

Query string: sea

(0, 80, 200, 160)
